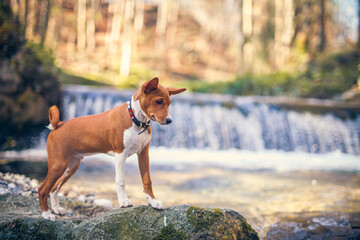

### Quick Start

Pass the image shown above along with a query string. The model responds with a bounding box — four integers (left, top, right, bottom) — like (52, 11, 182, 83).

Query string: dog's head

(137, 77, 186, 125)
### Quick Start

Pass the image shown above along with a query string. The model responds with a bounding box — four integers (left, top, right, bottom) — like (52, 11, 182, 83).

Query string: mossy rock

(186, 206, 224, 230)
(0, 194, 259, 240)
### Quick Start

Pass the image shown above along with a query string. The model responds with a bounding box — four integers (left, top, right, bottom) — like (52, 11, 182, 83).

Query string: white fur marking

(113, 98, 152, 209)
(131, 98, 148, 123)
(46, 123, 55, 130)
(114, 153, 133, 208)
(50, 169, 69, 215)
(42, 210, 55, 220)
(107, 151, 115, 156)
(145, 193, 163, 209)
(166, 112, 172, 120)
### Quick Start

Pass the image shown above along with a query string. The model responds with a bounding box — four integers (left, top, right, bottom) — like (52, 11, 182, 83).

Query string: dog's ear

(142, 77, 159, 94)
(167, 87, 187, 96)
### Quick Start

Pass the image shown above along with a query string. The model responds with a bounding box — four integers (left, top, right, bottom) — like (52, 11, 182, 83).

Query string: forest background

(2, 0, 360, 100)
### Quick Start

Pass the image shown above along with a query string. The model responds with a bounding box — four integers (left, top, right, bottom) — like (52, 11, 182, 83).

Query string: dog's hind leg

(38, 156, 69, 220)
(50, 156, 82, 215)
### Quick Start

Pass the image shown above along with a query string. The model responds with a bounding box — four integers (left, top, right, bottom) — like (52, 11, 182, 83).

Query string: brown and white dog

(38, 78, 186, 220)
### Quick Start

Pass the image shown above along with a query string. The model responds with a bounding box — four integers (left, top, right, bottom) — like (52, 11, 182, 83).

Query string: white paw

(52, 207, 66, 216)
(42, 210, 56, 220)
(119, 199, 133, 208)
(146, 194, 163, 209)
(149, 199, 163, 209)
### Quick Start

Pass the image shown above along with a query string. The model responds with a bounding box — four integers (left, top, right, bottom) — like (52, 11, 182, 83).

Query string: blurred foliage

(0, 4, 61, 149)
(58, 64, 157, 90)
(0, 2, 24, 59)
(184, 50, 359, 99)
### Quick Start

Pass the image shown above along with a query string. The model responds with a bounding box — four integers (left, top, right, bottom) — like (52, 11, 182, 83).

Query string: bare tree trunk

(77, 0, 87, 52)
(166, 0, 179, 46)
(45, 0, 57, 49)
(25, 0, 36, 40)
(319, 0, 327, 52)
(120, 0, 134, 77)
(242, 0, 253, 71)
(156, 0, 168, 50)
(242, 0, 252, 37)
(67, 29, 77, 61)
(9, 0, 19, 20)
(53, 0, 63, 51)
(87, 0, 96, 52)
(274, 0, 283, 67)
(40, 0, 50, 46)
(274, 0, 294, 68)
(107, 0, 124, 56)
(17, 0, 26, 33)
(133, 0, 144, 57)
(134, 0, 144, 34)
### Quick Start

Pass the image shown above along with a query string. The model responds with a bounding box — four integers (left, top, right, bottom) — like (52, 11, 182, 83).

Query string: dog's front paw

(42, 210, 56, 220)
(149, 199, 163, 209)
(119, 199, 133, 208)
(146, 194, 163, 209)
(52, 207, 66, 216)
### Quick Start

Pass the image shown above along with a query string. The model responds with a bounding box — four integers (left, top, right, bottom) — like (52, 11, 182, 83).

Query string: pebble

(0, 172, 39, 196)
(0, 172, 112, 208)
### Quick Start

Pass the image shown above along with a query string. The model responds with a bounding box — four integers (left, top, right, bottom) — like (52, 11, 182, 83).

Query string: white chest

(123, 124, 151, 157)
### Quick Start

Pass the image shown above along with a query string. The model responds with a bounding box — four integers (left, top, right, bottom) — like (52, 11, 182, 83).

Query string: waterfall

(62, 85, 360, 155)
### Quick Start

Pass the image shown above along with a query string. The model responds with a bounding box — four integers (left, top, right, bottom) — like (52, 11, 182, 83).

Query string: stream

(1, 86, 360, 239)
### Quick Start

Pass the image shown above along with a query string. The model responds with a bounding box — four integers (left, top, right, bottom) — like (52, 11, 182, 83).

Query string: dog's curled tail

(47, 105, 62, 130)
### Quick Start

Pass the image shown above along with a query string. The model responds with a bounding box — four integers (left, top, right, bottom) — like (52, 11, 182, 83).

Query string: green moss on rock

(186, 206, 224, 230)
(153, 224, 187, 240)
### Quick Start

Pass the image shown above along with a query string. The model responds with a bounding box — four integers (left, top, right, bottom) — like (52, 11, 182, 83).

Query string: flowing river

(1, 85, 360, 239)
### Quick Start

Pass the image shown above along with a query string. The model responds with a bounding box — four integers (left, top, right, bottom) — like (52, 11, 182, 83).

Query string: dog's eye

(156, 99, 163, 105)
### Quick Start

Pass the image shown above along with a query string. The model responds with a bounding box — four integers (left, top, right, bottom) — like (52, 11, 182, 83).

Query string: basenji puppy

(38, 78, 186, 220)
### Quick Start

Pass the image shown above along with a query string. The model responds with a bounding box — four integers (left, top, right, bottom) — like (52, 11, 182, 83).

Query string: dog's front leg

(114, 153, 133, 208)
(138, 144, 163, 209)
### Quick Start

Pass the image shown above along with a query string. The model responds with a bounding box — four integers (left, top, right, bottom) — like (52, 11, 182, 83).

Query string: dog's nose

(166, 118, 172, 124)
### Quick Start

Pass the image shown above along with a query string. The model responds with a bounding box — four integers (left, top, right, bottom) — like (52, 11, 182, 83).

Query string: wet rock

(0, 194, 259, 240)
(265, 213, 360, 240)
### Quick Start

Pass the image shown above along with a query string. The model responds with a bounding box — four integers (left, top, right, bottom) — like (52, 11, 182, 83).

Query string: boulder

(0, 194, 259, 240)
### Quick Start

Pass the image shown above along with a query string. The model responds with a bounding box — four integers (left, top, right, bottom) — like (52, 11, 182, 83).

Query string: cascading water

(62, 85, 360, 155)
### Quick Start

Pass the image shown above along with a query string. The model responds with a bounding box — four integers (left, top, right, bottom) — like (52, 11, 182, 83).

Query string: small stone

(67, 191, 78, 198)
(30, 179, 39, 189)
(8, 183, 16, 189)
(78, 195, 86, 202)
(84, 194, 95, 204)
(94, 198, 113, 208)
(22, 191, 32, 197)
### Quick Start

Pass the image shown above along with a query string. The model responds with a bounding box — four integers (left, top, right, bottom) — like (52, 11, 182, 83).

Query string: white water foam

(1, 147, 359, 172)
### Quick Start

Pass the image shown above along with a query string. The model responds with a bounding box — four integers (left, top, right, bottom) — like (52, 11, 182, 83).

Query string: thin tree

(40, 0, 50, 46)
(107, 0, 124, 57)
(87, 0, 96, 52)
(77, 0, 87, 52)
(120, 0, 134, 77)
(319, 0, 327, 52)
(25, 0, 36, 40)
